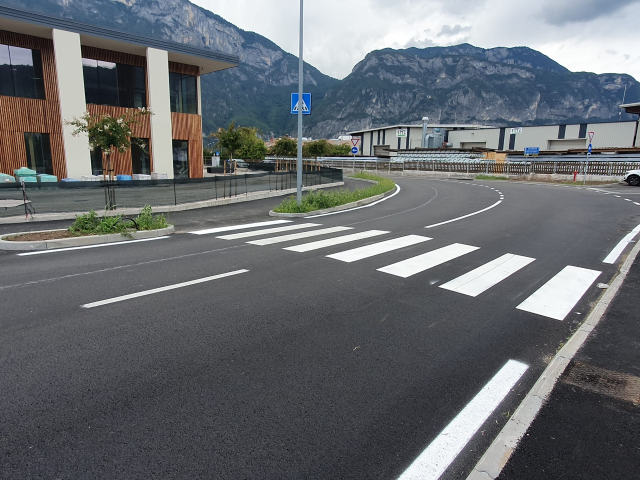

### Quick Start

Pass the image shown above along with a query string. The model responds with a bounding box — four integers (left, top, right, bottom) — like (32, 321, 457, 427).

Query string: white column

(196, 75, 202, 116)
(146, 48, 174, 179)
(52, 29, 91, 179)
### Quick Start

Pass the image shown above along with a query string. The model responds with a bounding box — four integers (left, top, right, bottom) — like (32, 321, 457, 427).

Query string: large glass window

(0, 44, 45, 99)
(82, 58, 146, 108)
(169, 72, 197, 114)
(24, 133, 53, 175)
(173, 140, 189, 178)
(90, 147, 103, 176)
(132, 139, 150, 175)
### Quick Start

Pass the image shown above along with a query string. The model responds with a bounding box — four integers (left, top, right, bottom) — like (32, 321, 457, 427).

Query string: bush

(69, 205, 169, 236)
(273, 172, 396, 213)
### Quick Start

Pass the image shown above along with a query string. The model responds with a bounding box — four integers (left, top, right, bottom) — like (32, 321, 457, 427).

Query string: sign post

(296, 0, 304, 204)
(584, 132, 594, 185)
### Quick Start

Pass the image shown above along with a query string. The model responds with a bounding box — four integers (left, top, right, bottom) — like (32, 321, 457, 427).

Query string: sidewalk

(497, 256, 640, 479)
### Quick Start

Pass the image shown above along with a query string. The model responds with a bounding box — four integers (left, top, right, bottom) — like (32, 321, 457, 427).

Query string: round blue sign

(351, 147, 359, 154)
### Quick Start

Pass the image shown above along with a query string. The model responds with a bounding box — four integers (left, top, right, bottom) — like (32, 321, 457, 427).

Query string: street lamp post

(296, 0, 304, 204)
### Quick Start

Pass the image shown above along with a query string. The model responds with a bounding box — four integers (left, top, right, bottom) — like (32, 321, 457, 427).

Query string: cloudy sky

(192, 0, 640, 86)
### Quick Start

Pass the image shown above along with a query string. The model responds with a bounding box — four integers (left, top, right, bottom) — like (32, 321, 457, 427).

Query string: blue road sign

(588, 143, 593, 154)
(524, 147, 540, 156)
(351, 147, 359, 154)
(291, 93, 312, 115)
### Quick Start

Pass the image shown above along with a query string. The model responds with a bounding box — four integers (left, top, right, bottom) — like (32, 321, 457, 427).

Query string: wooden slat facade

(0, 31, 66, 178)
(172, 112, 203, 178)
(81, 46, 146, 68)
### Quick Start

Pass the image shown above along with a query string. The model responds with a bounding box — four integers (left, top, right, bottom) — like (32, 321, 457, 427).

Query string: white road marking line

(440, 254, 535, 297)
(425, 201, 502, 229)
(247, 226, 352, 245)
(615, 195, 621, 198)
(516, 266, 601, 321)
(285, 230, 389, 252)
(17, 236, 170, 256)
(81, 269, 248, 308)
(603, 223, 640, 264)
(327, 235, 432, 263)
(634, 202, 640, 206)
(216, 223, 321, 240)
(189, 220, 291, 235)
(397, 360, 529, 480)
(378, 243, 479, 278)
(304, 184, 401, 218)
(625, 199, 632, 202)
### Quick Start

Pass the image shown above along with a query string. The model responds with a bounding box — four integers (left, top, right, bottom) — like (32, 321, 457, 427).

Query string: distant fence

(319, 159, 640, 176)
(0, 168, 343, 218)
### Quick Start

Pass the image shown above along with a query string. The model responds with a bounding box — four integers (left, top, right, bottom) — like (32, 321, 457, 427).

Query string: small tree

(237, 127, 268, 161)
(272, 137, 298, 157)
(305, 139, 332, 159)
(331, 143, 352, 156)
(211, 120, 243, 162)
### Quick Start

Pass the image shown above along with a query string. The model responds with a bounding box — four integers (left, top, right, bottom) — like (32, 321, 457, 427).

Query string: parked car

(234, 159, 249, 169)
(623, 169, 640, 186)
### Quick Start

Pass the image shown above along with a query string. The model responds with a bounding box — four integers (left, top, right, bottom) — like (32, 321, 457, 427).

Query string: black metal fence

(0, 168, 343, 218)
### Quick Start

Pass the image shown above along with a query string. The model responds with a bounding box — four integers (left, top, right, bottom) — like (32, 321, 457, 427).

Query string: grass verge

(68, 205, 169, 236)
(273, 172, 396, 214)
(475, 174, 509, 181)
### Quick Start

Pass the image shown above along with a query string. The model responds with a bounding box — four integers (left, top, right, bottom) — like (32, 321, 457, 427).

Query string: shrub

(68, 205, 169, 236)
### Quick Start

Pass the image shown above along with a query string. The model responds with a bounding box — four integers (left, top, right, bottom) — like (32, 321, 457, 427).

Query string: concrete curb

(0, 225, 175, 251)
(268, 184, 397, 218)
(0, 182, 344, 225)
(466, 237, 640, 480)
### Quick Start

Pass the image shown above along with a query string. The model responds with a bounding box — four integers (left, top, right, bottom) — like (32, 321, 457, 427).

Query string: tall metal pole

(296, 0, 304, 204)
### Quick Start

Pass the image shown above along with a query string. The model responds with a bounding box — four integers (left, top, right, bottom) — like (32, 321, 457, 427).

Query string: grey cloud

(403, 37, 437, 48)
(437, 24, 472, 37)
(541, 0, 640, 25)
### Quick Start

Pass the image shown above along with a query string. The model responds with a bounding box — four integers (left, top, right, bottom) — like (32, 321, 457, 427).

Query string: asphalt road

(1, 177, 638, 479)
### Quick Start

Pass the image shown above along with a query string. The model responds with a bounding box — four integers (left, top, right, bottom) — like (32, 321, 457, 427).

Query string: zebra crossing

(189, 222, 603, 322)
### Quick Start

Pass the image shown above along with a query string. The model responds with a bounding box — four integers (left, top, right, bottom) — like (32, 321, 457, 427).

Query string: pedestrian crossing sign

(291, 93, 312, 115)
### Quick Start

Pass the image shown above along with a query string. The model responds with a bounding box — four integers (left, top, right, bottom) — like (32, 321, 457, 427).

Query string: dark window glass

(172, 140, 189, 178)
(90, 147, 103, 176)
(578, 124, 588, 139)
(169, 72, 198, 114)
(508, 133, 516, 150)
(24, 133, 53, 175)
(131, 139, 150, 175)
(0, 44, 45, 99)
(82, 58, 147, 108)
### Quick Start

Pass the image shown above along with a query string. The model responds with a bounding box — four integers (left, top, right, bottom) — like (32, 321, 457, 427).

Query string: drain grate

(562, 361, 640, 405)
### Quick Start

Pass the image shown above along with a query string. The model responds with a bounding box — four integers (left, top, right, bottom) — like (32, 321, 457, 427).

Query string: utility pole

(296, 0, 304, 204)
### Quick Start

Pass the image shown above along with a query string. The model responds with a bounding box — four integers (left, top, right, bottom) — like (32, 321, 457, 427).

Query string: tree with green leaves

(304, 139, 332, 159)
(211, 120, 243, 162)
(68, 108, 152, 180)
(271, 137, 298, 157)
(236, 127, 268, 160)
(331, 143, 353, 156)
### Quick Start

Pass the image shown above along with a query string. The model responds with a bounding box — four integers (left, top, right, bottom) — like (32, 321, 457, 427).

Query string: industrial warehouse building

(0, 6, 239, 180)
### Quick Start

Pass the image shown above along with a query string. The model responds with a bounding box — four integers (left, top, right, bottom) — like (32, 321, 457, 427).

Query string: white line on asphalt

(603, 223, 640, 264)
(189, 220, 291, 235)
(440, 254, 535, 297)
(625, 199, 632, 202)
(397, 359, 529, 480)
(247, 226, 352, 245)
(378, 243, 479, 278)
(614, 195, 621, 198)
(516, 266, 601, 321)
(17, 236, 170, 256)
(81, 269, 248, 308)
(326, 235, 432, 263)
(424, 201, 502, 229)
(216, 223, 321, 240)
(284, 230, 390, 252)
(304, 184, 401, 218)
(635, 202, 640, 206)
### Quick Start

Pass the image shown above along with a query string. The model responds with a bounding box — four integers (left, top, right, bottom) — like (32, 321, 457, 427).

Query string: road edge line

(466, 237, 640, 480)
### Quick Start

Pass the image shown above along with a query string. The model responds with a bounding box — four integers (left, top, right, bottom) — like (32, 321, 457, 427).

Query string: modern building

(447, 120, 640, 152)
(347, 124, 491, 156)
(0, 6, 239, 180)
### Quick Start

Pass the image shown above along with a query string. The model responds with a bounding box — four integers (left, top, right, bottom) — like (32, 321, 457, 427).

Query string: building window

(90, 147, 103, 176)
(82, 59, 146, 109)
(173, 140, 189, 178)
(24, 133, 53, 175)
(169, 72, 197, 114)
(132, 139, 150, 175)
(0, 44, 46, 100)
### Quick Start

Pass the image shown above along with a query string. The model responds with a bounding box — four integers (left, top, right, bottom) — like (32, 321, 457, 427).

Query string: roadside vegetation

(69, 205, 169, 236)
(475, 174, 509, 181)
(273, 172, 395, 214)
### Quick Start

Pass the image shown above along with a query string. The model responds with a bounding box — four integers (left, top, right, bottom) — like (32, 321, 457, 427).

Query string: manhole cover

(563, 361, 640, 405)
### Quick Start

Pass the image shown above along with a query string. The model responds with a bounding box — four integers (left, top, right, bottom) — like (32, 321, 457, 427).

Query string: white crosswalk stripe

(440, 254, 535, 297)
(284, 230, 390, 253)
(247, 226, 352, 246)
(378, 243, 479, 278)
(516, 266, 601, 321)
(217, 223, 321, 240)
(327, 235, 432, 263)
(189, 220, 291, 235)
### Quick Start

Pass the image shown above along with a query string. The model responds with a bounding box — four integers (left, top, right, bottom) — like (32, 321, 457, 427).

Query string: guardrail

(319, 159, 640, 176)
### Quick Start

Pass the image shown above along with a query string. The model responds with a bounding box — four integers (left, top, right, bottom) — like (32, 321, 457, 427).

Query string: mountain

(307, 44, 640, 138)
(0, 0, 339, 137)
